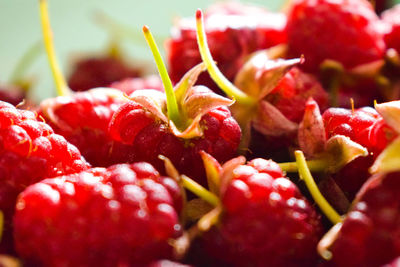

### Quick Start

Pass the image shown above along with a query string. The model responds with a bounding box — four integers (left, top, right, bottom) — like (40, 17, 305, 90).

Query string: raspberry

(0, 85, 25, 106)
(166, 2, 286, 92)
(287, 0, 386, 73)
(199, 158, 323, 266)
(322, 172, 400, 266)
(265, 67, 329, 123)
(322, 107, 397, 199)
(110, 75, 164, 95)
(39, 88, 135, 167)
(382, 4, 400, 54)
(68, 55, 141, 92)
(0, 101, 89, 216)
(109, 95, 241, 185)
(14, 162, 183, 266)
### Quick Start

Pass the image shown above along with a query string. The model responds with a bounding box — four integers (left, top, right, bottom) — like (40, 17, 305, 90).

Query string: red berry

(325, 172, 400, 266)
(0, 101, 89, 217)
(14, 162, 183, 266)
(382, 4, 400, 54)
(287, 0, 386, 73)
(68, 55, 141, 92)
(167, 3, 287, 92)
(322, 107, 397, 199)
(109, 88, 241, 185)
(265, 67, 329, 123)
(39, 89, 136, 167)
(201, 158, 323, 266)
(110, 75, 164, 95)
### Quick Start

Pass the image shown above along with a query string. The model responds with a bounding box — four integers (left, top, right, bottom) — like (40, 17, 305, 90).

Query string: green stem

(195, 9, 256, 106)
(39, 0, 71, 96)
(181, 175, 219, 207)
(295, 150, 342, 225)
(142, 25, 181, 127)
(279, 159, 330, 173)
(9, 41, 43, 85)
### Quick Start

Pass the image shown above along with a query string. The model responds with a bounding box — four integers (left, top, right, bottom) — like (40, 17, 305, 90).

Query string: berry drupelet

(14, 162, 183, 266)
(287, 0, 386, 73)
(183, 154, 323, 267)
(166, 2, 287, 93)
(108, 25, 241, 185)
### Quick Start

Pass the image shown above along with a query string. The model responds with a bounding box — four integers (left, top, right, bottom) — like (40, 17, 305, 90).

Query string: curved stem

(195, 9, 255, 106)
(9, 41, 43, 85)
(142, 26, 181, 127)
(39, 0, 70, 96)
(295, 150, 342, 225)
(181, 175, 219, 207)
(279, 159, 330, 173)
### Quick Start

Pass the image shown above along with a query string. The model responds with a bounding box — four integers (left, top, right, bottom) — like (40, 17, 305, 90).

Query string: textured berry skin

(14, 162, 183, 267)
(382, 4, 400, 54)
(0, 85, 25, 106)
(39, 89, 136, 167)
(110, 75, 164, 95)
(0, 101, 89, 216)
(326, 172, 400, 267)
(287, 0, 386, 73)
(265, 67, 329, 123)
(322, 107, 397, 199)
(167, 4, 286, 92)
(202, 158, 323, 267)
(68, 55, 141, 92)
(109, 88, 241, 185)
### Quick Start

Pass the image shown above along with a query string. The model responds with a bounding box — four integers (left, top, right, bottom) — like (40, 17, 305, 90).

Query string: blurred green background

(1, 0, 398, 101)
(0, 0, 283, 101)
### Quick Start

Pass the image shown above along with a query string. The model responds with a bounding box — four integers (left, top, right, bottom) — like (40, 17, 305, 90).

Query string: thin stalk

(142, 26, 181, 127)
(39, 0, 70, 96)
(195, 9, 255, 106)
(295, 150, 342, 225)
(181, 175, 219, 207)
(279, 159, 330, 173)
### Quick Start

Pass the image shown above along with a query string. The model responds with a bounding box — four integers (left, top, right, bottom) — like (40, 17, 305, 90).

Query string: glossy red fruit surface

(382, 4, 400, 54)
(167, 3, 286, 92)
(68, 55, 141, 92)
(39, 89, 136, 167)
(322, 107, 397, 199)
(287, 0, 386, 73)
(14, 162, 183, 267)
(0, 101, 89, 216)
(265, 67, 329, 123)
(110, 75, 164, 95)
(109, 90, 241, 185)
(202, 158, 323, 267)
(325, 172, 400, 267)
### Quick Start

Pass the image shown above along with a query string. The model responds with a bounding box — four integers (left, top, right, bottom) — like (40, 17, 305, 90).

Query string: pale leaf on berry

(323, 135, 368, 173)
(252, 100, 298, 136)
(298, 98, 326, 157)
(370, 136, 400, 174)
(128, 89, 168, 123)
(234, 50, 302, 100)
(174, 62, 207, 104)
(219, 155, 246, 196)
(375, 100, 400, 134)
(201, 151, 222, 195)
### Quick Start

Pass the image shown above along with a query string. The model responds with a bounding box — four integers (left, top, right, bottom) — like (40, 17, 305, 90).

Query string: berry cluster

(0, 0, 399, 266)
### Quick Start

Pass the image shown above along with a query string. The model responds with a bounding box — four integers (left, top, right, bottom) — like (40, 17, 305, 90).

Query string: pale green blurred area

(0, 0, 284, 102)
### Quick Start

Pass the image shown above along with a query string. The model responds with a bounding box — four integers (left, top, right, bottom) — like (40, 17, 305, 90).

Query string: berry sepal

(128, 63, 234, 139)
